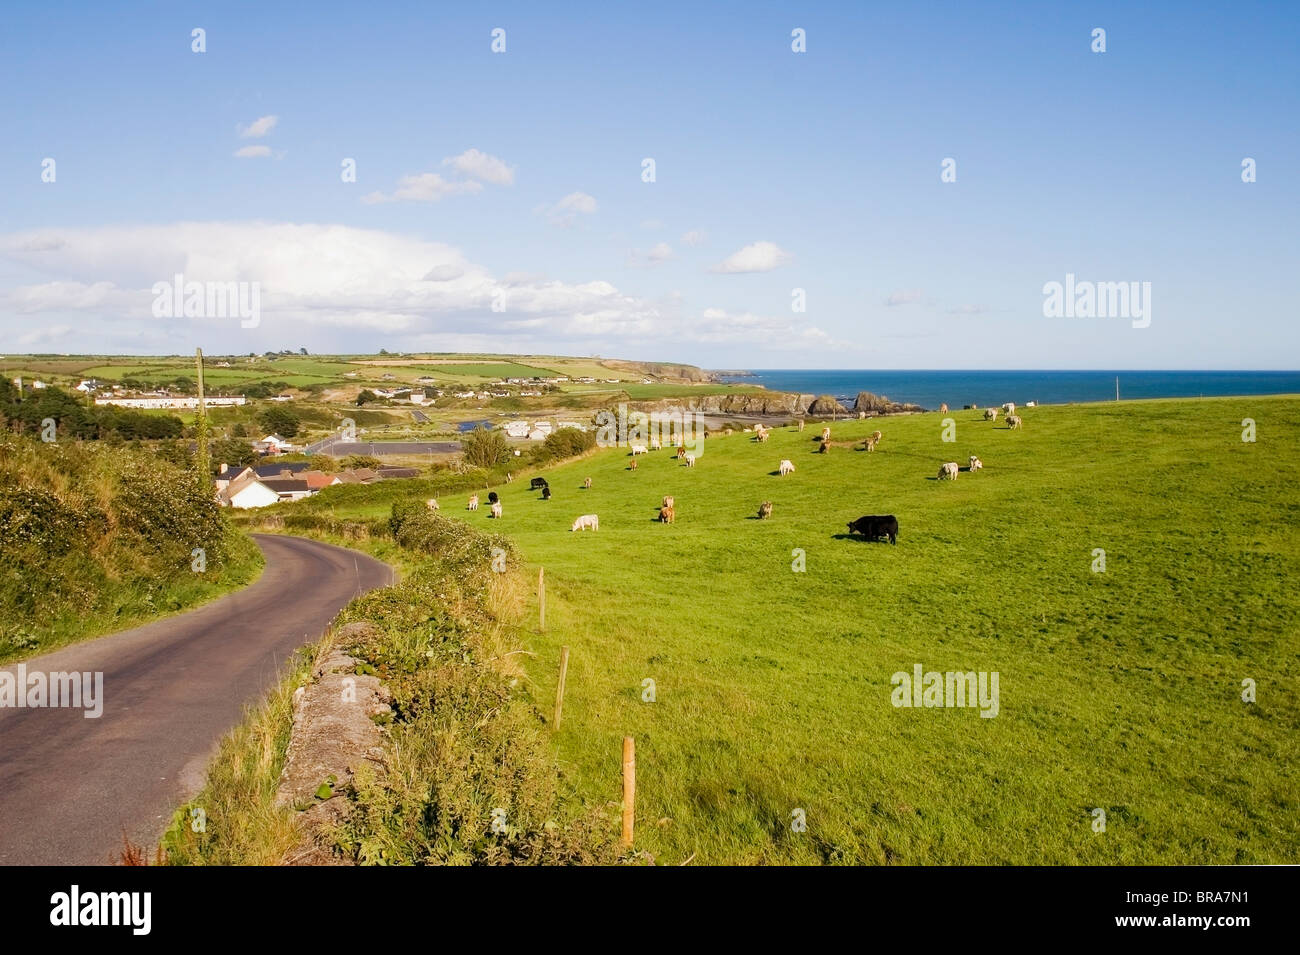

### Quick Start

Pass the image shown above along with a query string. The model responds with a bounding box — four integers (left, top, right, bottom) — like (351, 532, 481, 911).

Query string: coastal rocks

(807, 394, 848, 415)
(631, 392, 810, 417)
(853, 391, 925, 416)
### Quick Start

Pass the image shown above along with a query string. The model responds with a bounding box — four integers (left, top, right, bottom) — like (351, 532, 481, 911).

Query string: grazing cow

(1025, 401, 1036, 408)
(426, 498, 440, 511)
(847, 514, 899, 545)
(631, 444, 648, 456)
(864, 438, 877, 452)
(676, 446, 687, 459)
(1003, 402, 1016, 415)
(756, 430, 769, 443)
(821, 427, 832, 442)
(530, 477, 549, 490)
(583, 477, 593, 489)
(662, 495, 675, 509)
(685, 453, 697, 467)
(757, 501, 773, 520)
(984, 408, 998, 421)
(571, 514, 599, 532)
(969, 455, 983, 470)
(1007, 414, 1023, 430)
(468, 495, 479, 511)
(818, 440, 830, 454)
(659, 505, 675, 524)
(779, 459, 795, 476)
(490, 501, 503, 518)
(630, 458, 638, 471)
(488, 491, 499, 504)
(939, 403, 949, 413)
(542, 486, 552, 500)
(938, 461, 960, 480)
(872, 430, 883, 444)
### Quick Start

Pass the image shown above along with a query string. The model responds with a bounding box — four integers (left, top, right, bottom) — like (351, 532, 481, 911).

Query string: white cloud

(363, 173, 483, 204)
(626, 242, 675, 267)
(710, 240, 790, 273)
(423, 264, 465, 282)
(234, 145, 272, 159)
(537, 192, 598, 227)
(885, 289, 926, 306)
(366, 149, 513, 203)
(238, 115, 278, 139)
(694, 307, 832, 348)
(0, 223, 838, 355)
(441, 148, 515, 186)
(681, 229, 706, 247)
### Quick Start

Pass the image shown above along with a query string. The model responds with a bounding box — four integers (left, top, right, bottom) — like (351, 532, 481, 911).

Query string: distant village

(13, 372, 606, 511)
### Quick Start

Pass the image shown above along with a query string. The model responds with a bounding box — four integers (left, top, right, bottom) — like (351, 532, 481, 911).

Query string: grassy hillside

(308, 395, 1300, 864)
(0, 437, 263, 663)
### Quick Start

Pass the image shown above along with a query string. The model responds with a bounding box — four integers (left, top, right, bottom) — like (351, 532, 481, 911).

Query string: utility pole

(195, 348, 210, 482)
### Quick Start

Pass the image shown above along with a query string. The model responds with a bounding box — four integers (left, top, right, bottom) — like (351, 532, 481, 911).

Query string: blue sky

(1, 0, 1296, 368)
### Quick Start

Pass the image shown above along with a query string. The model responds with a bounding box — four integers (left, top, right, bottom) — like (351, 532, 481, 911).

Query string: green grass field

(313, 395, 1298, 864)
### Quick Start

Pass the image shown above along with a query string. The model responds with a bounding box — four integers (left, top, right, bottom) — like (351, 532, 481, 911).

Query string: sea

(714, 370, 1300, 411)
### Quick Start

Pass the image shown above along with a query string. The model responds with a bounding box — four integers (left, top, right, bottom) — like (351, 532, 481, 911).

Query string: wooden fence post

(538, 566, 546, 632)
(621, 736, 636, 847)
(553, 645, 569, 730)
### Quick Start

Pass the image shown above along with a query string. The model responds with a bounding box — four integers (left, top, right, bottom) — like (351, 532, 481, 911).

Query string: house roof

(260, 478, 310, 493)
(252, 462, 312, 478)
(220, 473, 271, 505)
(302, 471, 338, 489)
(377, 467, 420, 479)
(335, 467, 380, 483)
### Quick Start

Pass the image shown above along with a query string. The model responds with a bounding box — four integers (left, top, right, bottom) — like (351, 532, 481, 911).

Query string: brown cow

(757, 501, 773, 520)
(659, 505, 675, 524)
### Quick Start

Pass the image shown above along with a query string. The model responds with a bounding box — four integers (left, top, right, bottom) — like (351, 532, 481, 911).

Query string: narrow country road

(0, 534, 393, 866)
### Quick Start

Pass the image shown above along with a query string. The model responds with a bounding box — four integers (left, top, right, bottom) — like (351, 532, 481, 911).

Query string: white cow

(468, 495, 479, 511)
(571, 514, 599, 532)
(938, 461, 960, 480)
(685, 453, 697, 467)
(1007, 415, 1023, 430)
(1003, 402, 1016, 415)
(969, 455, 983, 471)
(1026, 401, 1036, 408)
(779, 459, 795, 476)
(984, 408, 998, 421)
(426, 498, 440, 510)
(490, 501, 503, 518)
(630, 444, 648, 456)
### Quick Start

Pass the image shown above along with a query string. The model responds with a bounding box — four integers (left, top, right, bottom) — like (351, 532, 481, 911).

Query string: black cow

(847, 514, 898, 545)
(541, 486, 552, 500)
(530, 477, 548, 490)
(488, 491, 499, 504)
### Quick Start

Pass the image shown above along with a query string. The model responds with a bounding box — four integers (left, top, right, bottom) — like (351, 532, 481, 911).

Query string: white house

(221, 475, 280, 509)
(503, 420, 531, 438)
(258, 434, 294, 452)
(95, 395, 246, 409)
(532, 421, 554, 436)
(527, 429, 547, 441)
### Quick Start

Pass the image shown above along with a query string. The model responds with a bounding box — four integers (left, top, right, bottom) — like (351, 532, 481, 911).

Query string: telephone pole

(195, 348, 210, 481)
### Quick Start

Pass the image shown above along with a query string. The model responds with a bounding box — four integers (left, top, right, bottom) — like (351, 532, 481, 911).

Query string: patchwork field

(309, 395, 1299, 864)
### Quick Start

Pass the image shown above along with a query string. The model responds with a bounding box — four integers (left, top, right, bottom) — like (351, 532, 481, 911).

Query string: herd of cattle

(420, 402, 1028, 546)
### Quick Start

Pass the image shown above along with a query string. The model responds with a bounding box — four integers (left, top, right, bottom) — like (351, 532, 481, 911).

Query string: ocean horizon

(715, 370, 1300, 411)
